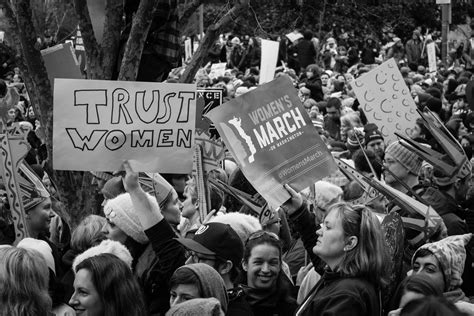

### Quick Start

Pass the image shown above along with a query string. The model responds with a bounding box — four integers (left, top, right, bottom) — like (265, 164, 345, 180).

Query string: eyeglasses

(185, 250, 218, 263)
(245, 230, 279, 246)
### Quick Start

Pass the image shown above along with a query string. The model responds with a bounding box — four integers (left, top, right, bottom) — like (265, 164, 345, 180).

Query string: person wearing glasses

(176, 222, 254, 316)
(241, 230, 297, 316)
(282, 185, 389, 316)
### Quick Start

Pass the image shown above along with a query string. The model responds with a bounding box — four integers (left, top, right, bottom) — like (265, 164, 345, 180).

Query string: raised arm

(122, 160, 164, 229)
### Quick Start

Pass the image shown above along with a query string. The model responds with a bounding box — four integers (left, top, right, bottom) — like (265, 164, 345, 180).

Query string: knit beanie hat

(17, 238, 56, 275)
(209, 212, 262, 243)
(313, 181, 343, 211)
(345, 129, 365, 152)
(385, 140, 422, 175)
(72, 239, 133, 273)
(364, 123, 384, 145)
(173, 263, 228, 313)
(166, 298, 224, 316)
(412, 233, 472, 291)
(103, 193, 150, 244)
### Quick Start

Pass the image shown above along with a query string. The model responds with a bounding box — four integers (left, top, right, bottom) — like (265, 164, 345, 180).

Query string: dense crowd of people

(2, 13, 474, 316)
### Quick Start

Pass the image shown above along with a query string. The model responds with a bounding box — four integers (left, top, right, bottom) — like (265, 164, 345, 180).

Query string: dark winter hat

(364, 123, 384, 144)
(425, 97, 442, 114)
(176, 223, 244, 268)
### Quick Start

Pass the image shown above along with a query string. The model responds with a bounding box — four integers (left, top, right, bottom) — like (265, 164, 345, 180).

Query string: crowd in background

(1, 16, 474, 316)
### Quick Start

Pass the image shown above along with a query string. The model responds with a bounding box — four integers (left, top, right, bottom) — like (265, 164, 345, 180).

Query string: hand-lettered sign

(206, 76, 337, 208)
(53, 79, 196, 173)
(351, 58, 418, 145)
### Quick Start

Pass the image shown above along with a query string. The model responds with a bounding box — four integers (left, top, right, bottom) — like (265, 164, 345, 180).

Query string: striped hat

(385, 141, 422, 175)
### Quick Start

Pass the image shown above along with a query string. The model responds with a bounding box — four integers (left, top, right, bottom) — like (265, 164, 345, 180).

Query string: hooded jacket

(174, 263, 229, 314)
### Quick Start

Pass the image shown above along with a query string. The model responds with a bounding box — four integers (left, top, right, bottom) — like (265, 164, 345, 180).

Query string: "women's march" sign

(206, 76, 337, 208)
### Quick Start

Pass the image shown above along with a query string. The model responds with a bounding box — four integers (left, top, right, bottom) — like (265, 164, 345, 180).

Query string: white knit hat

(17, 238, 56, 275)
(103, 193, 151, 244)
(72, 239, 133, 273)
(313, 180, 343, 211)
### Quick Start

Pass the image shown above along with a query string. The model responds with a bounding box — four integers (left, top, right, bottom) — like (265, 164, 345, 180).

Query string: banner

(427, 42, 437, 73)
(208, 63, 227, 80)
(351, 58, 418, 145)
(41, 43, 82, 83)
(259, 40, 280, 85)
(206, 76, 337, 208)
(53, 79, 197, 172)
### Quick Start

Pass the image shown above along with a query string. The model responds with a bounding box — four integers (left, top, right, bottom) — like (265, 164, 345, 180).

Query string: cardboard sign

(206, 76, 337, 208)
(427, 42, 437, 73)
(208, 63, 227, 80)
(259, 40, 280, 85)
(53, 79, 197, 172)
(352, 58, 418, 145)
(41, 43, 83, 83)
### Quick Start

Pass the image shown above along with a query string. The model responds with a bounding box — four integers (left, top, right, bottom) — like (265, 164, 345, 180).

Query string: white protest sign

(351, 58, 418, 145)
(259, 40, 280, 85)
(53, 79, 197, 172)
(185, 38, 192, 61)
(427, 42, 437, 73)
(208, 63, 227, 80)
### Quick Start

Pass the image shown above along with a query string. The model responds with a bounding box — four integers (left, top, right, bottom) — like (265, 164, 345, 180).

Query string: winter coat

(289, 203, 381, 316)
(302, 76, 324, 102)
(143, 219, 187, 315)
(405, 39, 423, 66)
(296, 39, 317, 70)
(296, 270, 381, 316)
(242, 273, 297, 316)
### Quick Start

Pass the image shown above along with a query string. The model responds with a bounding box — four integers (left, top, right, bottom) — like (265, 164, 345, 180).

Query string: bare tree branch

(118, 0, 158, 81)
(179, 0, 203, 27)
(72, 0, 101, 78)
(101, 0, 122, 80)
(179, 0, 250, 83)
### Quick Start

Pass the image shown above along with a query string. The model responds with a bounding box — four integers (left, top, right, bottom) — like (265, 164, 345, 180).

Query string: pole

(441, 3, 450, 64)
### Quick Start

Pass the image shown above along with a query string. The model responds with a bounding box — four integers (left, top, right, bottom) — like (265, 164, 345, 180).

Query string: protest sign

(41, 42, 82, 83)
(259, 40, 280, 85)
(185, 38, 192, 61)
(351, 58, 418, 145)
(196, 88, 223, 133)
(427, 42, 437, 73)
(208, 63, 227, 80)
(206, 76, 337, 208)
(285, 31, 303, 43)
(53, 79, 196, 173)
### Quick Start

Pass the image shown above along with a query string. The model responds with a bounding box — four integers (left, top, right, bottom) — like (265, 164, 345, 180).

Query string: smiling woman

(241, 231, 297, 316)
(70, 253, 147, 316)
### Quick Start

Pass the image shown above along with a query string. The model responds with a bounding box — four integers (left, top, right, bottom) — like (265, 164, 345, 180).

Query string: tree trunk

(118, 0, 159, 81)
(179, 0, 250, 83)
(10, 0, 54, 170)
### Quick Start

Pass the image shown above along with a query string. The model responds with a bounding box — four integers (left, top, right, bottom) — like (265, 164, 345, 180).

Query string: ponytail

(331, 203, 389, 288)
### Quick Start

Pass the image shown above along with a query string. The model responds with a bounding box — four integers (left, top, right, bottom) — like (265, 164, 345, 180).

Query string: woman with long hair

(0, 246, 52, 315)
(283, 185, 389, 316)
(69, 253, 147, 316)
(241, 230, 297, 316)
